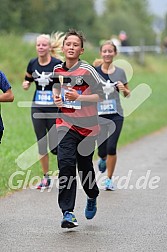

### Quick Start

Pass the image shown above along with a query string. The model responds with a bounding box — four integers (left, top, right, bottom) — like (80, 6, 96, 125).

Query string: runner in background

(22, 32, 64, 189)
(0, 71, 14, 144)
(93, 40, 130, 190)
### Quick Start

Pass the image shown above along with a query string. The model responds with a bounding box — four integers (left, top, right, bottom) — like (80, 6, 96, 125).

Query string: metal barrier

(117, 45, 161, 54)
(117, 45, 161, 65)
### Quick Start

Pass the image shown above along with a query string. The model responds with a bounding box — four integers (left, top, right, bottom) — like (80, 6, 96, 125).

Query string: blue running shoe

(98, 159, 106, 173)
(104, 178, 116, 191)
(85, 198, 97, 219)
(61, 211, 78, 228)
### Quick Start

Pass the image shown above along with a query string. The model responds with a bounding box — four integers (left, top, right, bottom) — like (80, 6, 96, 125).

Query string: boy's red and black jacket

(53, 60, 104, 136)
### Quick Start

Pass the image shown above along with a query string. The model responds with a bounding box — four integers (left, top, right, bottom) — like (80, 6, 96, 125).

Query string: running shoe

(98, 158, 106, 173)
(104, 178, 116, 191)
(85, 197, 97, 219)
(36, 177, 51, 190)
(61, 211, 78, 228)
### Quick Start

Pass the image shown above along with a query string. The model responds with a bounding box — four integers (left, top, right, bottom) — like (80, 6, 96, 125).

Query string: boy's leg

(77, 136, 99, 219)
(57, 130, 78, 213)
(77, 136, 99, 199)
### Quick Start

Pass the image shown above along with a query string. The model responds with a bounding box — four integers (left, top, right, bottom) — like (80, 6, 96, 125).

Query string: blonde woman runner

(22, 32, 64, 189)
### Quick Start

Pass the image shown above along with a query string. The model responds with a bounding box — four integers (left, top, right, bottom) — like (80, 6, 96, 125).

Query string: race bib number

(61, 88, 82, 109)
(98, 99, 117, 115)
(35, 90, 54, 105)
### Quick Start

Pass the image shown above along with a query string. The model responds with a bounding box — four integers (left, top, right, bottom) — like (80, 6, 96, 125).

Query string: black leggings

(31, 107, 58, 155)
(97, 116, 123, 158)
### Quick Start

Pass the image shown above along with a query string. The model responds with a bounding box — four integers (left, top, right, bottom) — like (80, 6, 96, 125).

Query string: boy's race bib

(61, 88, 82, 109)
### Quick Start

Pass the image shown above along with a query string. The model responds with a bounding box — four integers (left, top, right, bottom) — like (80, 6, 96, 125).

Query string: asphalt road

(0, 127, 167, 252)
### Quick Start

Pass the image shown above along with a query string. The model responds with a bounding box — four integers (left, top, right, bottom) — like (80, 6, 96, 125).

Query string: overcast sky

(95, 0, 167, 17)
(148, 0, 167, 17)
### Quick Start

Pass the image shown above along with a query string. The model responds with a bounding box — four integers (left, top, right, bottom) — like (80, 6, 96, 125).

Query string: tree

(99, 0, 156, 45)
(0, 0, 157, 46)
(0, 0, 100, 44)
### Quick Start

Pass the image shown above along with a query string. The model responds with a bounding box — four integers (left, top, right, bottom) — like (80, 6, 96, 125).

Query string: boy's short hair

(63, 28, 86, 48)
